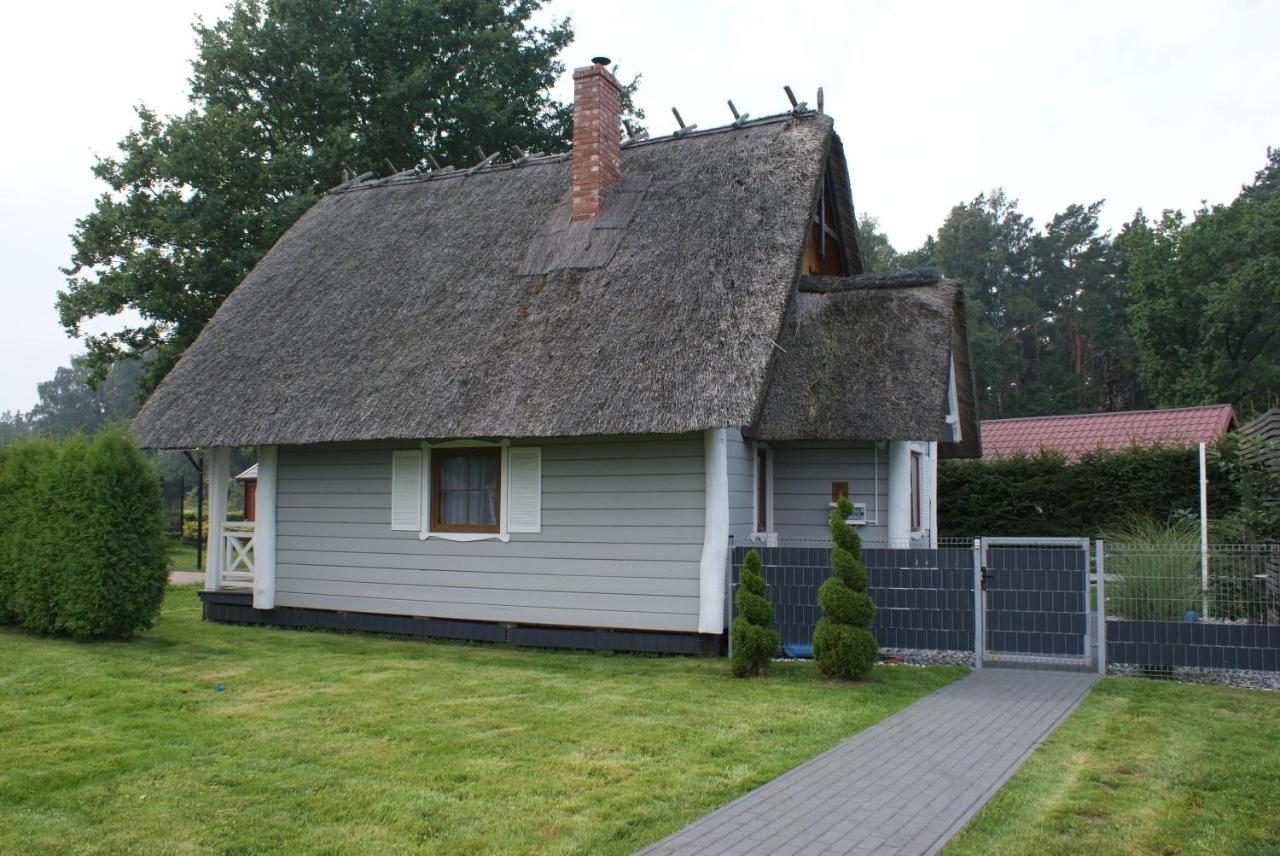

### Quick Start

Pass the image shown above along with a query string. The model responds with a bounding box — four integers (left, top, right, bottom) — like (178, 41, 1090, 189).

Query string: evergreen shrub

(0, 428, 167, 638)
(938, 445, 1236, 538)
(730, 549, 779, 677)
(813, 497, 878, 679)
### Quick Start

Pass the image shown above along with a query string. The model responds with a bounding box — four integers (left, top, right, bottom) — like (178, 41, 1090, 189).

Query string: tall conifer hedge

(0, 428, 167, 638)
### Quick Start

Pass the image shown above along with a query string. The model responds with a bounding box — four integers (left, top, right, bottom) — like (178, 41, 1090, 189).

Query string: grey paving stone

(635, 668, 1096, 856)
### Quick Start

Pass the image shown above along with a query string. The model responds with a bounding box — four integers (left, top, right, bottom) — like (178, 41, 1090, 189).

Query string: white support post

(1096, 538, 1106, 675)
(972, 538, 984, 669)
(698, 428, 730, 635)
(1199, 441, 1210, 615)
(887, 441, 912, 549)
(253, 446, 278, 610)
(204, 447, 230, 590)
(927, 441, 939, 549)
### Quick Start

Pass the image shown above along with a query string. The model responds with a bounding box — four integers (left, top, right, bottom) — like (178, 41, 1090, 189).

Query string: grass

(0, 587, 962, 855)
(166, 540, 199, 572)
(944, 677, 1280, 855)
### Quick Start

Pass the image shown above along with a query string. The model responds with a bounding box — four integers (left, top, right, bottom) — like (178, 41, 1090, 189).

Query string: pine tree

(813, 497, 878, 679)
(730, 549, 779, 677)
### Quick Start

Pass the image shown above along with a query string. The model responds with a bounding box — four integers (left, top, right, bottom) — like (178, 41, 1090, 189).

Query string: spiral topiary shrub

(730, 548, 780, 677)
(813, 496, 878, 679)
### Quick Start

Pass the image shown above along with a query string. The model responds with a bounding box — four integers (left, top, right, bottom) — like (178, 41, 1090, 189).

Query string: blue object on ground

(1185, 609, 1198, 623)
(214, 683, 223, 692)
(782, 643, 813, 659)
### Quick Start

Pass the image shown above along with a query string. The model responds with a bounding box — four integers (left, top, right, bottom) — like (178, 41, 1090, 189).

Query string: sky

(2, 0, 1278, 414)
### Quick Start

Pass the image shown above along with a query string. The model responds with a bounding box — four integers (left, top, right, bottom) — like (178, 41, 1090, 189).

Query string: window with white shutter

(391, 450, 423, 531)
(506, 447, 542, 533)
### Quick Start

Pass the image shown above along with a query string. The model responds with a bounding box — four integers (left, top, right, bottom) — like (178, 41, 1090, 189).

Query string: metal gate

(977, 537, 1093, 670)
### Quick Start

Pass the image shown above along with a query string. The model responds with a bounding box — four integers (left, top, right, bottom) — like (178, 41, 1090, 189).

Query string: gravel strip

(1109, 663, 1280, 691)
(879, 647, 975, 668)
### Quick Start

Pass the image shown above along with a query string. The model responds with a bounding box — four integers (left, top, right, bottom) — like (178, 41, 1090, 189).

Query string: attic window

(803, 169, 846, 276)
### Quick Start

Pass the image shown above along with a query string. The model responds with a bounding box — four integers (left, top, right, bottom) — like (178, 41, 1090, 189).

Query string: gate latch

(980, 567, 990, 591)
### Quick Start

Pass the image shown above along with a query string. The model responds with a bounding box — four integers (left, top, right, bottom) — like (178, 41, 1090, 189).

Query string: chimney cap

(590, 56, 611, 66)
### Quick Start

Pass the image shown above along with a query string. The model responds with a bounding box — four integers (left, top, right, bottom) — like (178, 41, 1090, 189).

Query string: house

(133, 60, 980, 653)
(980, 404, 1236, 462)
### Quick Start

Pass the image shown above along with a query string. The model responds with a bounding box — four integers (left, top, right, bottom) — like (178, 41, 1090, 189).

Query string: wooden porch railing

(221, 521, 256, 590)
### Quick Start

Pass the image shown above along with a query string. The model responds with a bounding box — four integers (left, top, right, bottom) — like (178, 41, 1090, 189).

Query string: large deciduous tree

(60, 0, 642, 394)
(1121, 148, 1280, 412)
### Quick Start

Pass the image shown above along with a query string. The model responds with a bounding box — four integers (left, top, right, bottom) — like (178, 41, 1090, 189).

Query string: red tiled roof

(980, 405, 1236, 462)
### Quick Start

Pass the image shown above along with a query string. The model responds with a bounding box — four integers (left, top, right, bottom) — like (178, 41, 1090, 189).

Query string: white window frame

(750, 442, 775, 543)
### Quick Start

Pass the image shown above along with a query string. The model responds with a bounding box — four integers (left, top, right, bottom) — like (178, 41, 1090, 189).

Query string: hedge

(0, 428, 167, 638)
(938, 445, 1236, 538)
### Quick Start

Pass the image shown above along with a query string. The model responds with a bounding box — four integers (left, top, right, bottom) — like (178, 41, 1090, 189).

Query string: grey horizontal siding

(727, 429, 754, 541)
(273, 436, 705, 632)
(772, 442, 889, 543)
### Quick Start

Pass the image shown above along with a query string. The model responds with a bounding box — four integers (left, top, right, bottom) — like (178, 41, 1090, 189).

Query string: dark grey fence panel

(1107, 621, 1280, 671)
(728, 544, 974, 652)
(985, 546, 1087, 657)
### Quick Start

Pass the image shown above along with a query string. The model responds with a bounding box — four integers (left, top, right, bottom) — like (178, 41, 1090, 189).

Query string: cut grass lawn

(166, 540, 199, 572)
(0, 586, 962, 855)
(945, 677, 1280, 856)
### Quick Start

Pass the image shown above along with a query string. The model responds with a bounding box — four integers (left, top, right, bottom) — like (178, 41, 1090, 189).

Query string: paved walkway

(638, 668, 1097, 856)
(169, 572, 204, 585)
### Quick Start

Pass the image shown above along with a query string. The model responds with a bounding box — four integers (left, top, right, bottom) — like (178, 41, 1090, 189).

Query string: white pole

(205, 447, 230, 591)
(253, 445, 278, 610)
(1199, 441, 1209, 616)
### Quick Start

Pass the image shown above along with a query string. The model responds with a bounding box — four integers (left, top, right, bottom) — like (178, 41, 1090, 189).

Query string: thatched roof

(135, 112, 865, 448)
(134, 110, 979, 455)
(754, 271, 982, 458)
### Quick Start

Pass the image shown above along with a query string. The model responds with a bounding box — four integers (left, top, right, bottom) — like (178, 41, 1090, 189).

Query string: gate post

(1096, 539, 1106, 675)
(972, 538, 984, 669)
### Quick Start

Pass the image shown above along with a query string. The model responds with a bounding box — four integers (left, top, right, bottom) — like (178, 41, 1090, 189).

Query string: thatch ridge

(135, 113, 837, 448)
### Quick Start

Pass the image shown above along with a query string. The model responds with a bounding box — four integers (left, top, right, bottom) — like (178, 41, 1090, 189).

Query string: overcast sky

(2, 0, 1278, 414)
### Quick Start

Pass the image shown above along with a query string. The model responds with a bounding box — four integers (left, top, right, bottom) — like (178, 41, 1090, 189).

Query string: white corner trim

(253, 445, 278, 610)
(887, 440, 912, 549)
(946, 356, 962, 441)
(698, 428, 730, 634)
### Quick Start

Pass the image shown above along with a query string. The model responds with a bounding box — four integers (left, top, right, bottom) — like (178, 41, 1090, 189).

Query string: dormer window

(804, 168, 846, 276)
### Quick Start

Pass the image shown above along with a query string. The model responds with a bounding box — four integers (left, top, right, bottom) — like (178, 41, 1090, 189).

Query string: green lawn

(0, 587, 961, 855)
(166, 540, 199, 572)
(945, 677, 1280, 855)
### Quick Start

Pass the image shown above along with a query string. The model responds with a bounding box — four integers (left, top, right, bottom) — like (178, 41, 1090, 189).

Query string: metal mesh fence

(1103, 542, 1280, 677)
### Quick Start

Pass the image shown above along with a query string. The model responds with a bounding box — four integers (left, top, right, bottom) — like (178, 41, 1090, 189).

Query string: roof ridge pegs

(728, 100, 750, 128)
(783, 85, 809, 115)
(671, 107, 697, 137)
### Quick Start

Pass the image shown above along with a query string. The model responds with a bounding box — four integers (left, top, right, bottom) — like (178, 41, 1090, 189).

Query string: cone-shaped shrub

(813, 496, 878, 679)
(730, 548, 780, 677)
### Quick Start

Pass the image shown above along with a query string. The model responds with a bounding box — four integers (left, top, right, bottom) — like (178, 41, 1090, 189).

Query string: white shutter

(506, 447, 542, 533)
(390, 450, 423, 531)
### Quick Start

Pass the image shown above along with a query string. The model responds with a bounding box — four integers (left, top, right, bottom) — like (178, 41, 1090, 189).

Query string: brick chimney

(570, 57, 622, 222)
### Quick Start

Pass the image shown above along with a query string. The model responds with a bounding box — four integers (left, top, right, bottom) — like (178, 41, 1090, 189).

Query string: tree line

(861, 148, 1280, 419)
